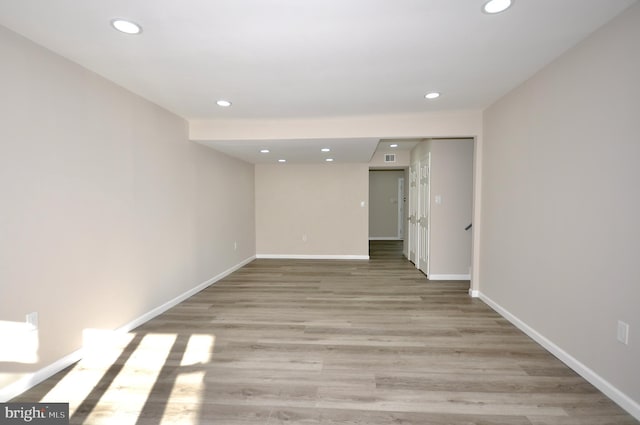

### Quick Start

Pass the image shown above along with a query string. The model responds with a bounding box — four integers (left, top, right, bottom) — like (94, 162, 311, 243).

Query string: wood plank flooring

(13, 241, 638, 424)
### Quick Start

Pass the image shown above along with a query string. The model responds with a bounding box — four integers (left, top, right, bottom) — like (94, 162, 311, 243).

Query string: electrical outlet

(617, 320, 629, 345)
(302, 234, 307, 242)
(26, 312, 38, 329)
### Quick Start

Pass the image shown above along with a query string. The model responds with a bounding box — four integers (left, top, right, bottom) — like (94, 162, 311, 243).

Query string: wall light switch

(435, 195, 442, 205)
(360, 201, 366, 208)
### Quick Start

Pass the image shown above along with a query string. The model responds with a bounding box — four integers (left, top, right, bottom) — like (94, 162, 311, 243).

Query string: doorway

(368, 170, 406, 240)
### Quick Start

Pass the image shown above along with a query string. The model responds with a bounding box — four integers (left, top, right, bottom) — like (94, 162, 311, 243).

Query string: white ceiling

(200, 137, 381, 164)
(0, 0, 635, 163)
(197, 138, 420, 164)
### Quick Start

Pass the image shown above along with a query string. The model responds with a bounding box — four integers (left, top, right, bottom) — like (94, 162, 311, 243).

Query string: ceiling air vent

(384, 153, 396, 163)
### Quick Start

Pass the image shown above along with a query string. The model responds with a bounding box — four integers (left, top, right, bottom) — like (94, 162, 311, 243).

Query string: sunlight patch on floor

(81, 332, 177, 424)
(37, 330, 216, 424)
(160, 334, 215, 425)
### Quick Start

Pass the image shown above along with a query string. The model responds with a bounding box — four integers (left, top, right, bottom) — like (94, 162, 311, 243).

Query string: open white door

(408, 163, 418, 263)
(397, 177, 405, 240)
(418, 153, 430, 275)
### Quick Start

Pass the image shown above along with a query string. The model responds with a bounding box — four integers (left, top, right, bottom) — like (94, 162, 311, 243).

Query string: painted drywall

(430, 139, 474, 277)
(190, 110, 482, 141)
(255, 163, 368, 257)
(411, 139, 474, 277)
(0, 26, 255, 395)
(192, 106, 484, 288)
(369, 170, 405, 239)
(481, 2, 640, 412)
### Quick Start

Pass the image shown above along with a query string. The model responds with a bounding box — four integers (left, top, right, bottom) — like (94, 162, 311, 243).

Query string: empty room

(1, 1, 638, 424)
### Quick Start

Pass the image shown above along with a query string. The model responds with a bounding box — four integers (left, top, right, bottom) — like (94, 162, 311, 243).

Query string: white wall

(430, 139, 474, 277)
(480, 3, 640, 415)
(190, 110, 482, 141)
(0, 26, 255, 397)
(369, 170, 405, 239)
(411, 139, 474, 278)
(255, 163, 369, 258)
(192, 107, 485, 287)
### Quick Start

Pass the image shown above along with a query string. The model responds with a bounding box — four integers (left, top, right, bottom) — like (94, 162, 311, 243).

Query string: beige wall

(430, 139, 474, 276)
(192, 106, 484, 287)
(481, 2, 640, 412)
(369, 170, 405, 239)
(0, 26, 255, 394)
(191, 110, 482, 141)
(411, 139, 474, 277)
(255, 163, 369, 257)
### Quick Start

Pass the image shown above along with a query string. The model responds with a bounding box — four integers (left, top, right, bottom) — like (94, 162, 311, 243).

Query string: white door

(408, 164, 418, 263)
(418, 153, 430, 275)
(397, 177, 405, 240)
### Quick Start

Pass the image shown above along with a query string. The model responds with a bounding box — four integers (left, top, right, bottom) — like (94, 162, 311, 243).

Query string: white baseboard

(117, 255, 255, 333)
(0, 350, 82, 402)
(256, 254, 369, 260)
(427, 274, 471, 281)
(0, 255, 256, 403)
(468, 289, 480, 297)
(479, 292, 640, 421)
(368, 237, 402, 241)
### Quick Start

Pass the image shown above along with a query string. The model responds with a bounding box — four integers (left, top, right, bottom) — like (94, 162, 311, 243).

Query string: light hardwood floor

(13, 241, 638, 424)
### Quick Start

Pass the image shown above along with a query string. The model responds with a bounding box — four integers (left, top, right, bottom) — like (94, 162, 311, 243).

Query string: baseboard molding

(256, 254, 369, 260)
(117, 255, 256, 333)
(368, 237, 402, 241)
(468, 289, 480, 298)
(0, 349, 82, 402)
(0, 255, 256, 403)
(427, 274, 471, 281)
(479, 292, 640, 421)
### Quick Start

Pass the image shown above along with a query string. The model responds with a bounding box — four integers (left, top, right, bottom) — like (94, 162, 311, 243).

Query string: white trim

(256, 254, 369, 260)
(397, 177, 405, 240)
(468, 289, 480, 297)
(479, 292, 640, 421)
(0, 255, 256, 402)
(368, 237, 402, 241)
(0, 349, 82, 402)
(427, 274, 471, 281)
(116, 255, 256, 333)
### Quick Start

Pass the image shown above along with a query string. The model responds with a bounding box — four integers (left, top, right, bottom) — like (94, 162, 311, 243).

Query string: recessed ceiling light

(425, 92, 440, 100)
(325, 158, 334, 162)
(389, 144, 399, 148)
(260, 149, 270, 153)
(482, 0, 513, 14)
(321, 148, 331, 152)
(111, 19, 142, 35)
(278, 159, 286, 163)
(216, 100, 232, 107)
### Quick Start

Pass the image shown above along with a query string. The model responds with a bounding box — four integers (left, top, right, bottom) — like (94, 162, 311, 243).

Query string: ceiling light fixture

(321, 148, 331, 152)
(216, 100, 232, 107)
(111, 19, 142, 35)
(325, 158, 334, 162)
(278, 159, 286, 163)
(425, 92, 440, 100)
(390, 144, 399, 148)
(482, 0, 513, 14)
(260, 149, 270, 153)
